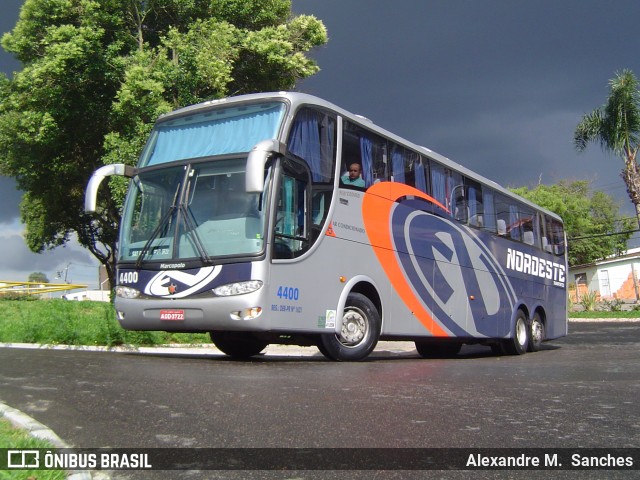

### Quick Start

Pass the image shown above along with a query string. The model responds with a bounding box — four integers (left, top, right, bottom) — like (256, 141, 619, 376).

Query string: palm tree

(574, 69, 640, 229)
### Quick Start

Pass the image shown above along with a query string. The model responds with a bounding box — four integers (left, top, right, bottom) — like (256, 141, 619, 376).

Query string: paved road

(0, 320, 639, 479)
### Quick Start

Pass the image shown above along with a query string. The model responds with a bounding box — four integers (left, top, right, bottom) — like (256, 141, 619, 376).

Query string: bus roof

(157, 91, 563, 223)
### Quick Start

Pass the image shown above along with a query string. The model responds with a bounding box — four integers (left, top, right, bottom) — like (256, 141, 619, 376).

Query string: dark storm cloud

(0, 176, 22, 223)
(0, 0, 639, 270)
(1, 0, 25, 226)
(0, 0, 22, 75)
(294, 0, 640, 196)
(0, 232, 96, 281)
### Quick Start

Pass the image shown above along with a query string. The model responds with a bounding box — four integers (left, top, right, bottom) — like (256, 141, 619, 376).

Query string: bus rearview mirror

(85, 163, 136, 213)
(246, 139, 286, 193)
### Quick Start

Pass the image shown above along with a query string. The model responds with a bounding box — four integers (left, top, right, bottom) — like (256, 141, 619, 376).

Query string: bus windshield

(139, 102, 286, 167)
(119, 158, 267, 263)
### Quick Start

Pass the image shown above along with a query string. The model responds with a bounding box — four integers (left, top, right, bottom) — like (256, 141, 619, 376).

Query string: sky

(2, 0, 640, 286)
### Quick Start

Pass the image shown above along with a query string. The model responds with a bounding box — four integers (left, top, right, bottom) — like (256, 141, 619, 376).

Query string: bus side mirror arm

(85, 163, 136, 213)
(246, 139, 286, 193)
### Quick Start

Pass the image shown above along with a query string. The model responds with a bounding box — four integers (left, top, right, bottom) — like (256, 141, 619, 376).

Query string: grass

(0, 297, 637, 347)
(568, 310, 640, 318)
(0, 417, 66, 479)
(0, 298, 210, 346)
(0, 299, 210, 468)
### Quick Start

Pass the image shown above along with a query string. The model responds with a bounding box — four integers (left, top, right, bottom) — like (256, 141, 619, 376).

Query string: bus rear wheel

(503, 309, 529, 355)
(209, 332, 268, 359)
(529, 312, 545, 352)
(318, 293, 381, 361)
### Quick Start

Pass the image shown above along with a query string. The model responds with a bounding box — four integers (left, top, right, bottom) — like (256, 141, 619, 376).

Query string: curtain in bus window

(287, 109, 335, 182)
(360, 135, 374, 187)
(509, 204, 521, 241)
(319, 115, 336, 181)
(482, 190, 496, 233)
(391, 147, 405, 184)
(415, 161, 427, 193)
(446, 170, 460, 209)
(148, 107, 283, 165)
(431, 163, 446, 210)
(468, 186, 477, 219)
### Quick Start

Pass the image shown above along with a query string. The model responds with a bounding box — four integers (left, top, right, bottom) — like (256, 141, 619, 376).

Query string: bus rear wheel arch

(318, 292, 381, 361)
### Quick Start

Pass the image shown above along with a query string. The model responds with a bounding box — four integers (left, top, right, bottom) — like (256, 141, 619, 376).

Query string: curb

(0, 401, 102, 480)
(0, 341, 420, 357)
(568, 317, 640, 322)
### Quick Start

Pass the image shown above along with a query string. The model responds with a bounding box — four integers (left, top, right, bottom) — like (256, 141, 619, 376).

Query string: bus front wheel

(318, 293, 381, 361)
(503, 309, 529, 355)
(210, 332, 268, 359)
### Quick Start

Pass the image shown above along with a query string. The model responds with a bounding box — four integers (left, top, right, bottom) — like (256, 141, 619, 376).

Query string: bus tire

(415, 340, 462, 358)
(318, 293, 381, 361)
(528, 312, 545, 352)
(503, 309, 529, 355)
(209, 332, 268, 359)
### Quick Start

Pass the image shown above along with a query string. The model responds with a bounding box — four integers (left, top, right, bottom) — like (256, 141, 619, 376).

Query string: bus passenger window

(466, 180, 484, 228)
(287, 108, 336, 183)
(494, 194, 512, 239)
(481, 189, 497, 233)
(453, 189, 468, 223)
(274, 173, 309, 259)
(520, 207, 538, 247)
(415, 157, 429, 194)
(391, 145, 419, 187)
(545, 216, 565, 256)
(342, 121, 387, 188)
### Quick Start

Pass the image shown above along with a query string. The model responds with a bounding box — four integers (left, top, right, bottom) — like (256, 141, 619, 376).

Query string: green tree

(511, 181, 633, 266)
(0, 0, 327, 289)
(28, 272, 49, 283)
(574, 69, 640, 229)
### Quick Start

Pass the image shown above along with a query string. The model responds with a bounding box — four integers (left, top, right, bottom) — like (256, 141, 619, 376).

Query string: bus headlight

(116, 286, 141, 299)
(213, 280, 263, 296)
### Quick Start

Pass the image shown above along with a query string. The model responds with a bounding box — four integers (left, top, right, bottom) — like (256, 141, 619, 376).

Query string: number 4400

(277, 286, 299, 301)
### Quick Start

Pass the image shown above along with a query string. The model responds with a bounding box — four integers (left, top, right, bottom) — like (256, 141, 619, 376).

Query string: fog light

(116, 286, 141, 299)
(116, 310, 125, 321)
(230, 307, 263, 320)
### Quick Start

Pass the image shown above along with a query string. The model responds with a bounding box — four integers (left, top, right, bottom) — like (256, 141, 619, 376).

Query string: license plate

(160, 309, 185, 321)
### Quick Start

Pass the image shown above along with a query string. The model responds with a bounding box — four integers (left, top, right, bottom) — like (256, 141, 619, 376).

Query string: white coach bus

(85, 92, 567, 361)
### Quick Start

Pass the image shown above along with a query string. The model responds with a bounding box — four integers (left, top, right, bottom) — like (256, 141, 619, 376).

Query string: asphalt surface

(1, 319, 639, 480)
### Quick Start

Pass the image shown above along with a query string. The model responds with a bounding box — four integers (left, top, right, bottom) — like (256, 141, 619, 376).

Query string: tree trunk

(621, 159, 640, 230)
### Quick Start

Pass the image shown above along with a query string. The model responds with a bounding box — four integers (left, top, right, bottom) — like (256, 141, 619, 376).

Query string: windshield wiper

(135, 182, 181, 268)
(135, 205, 177, 268)
(181, 204, 212, 264)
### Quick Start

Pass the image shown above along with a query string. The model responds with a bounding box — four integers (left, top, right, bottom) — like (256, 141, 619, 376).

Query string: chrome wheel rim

(516, 318, 527, 346)
(339, 307, 368, 347)
(531, 320, 543, 344)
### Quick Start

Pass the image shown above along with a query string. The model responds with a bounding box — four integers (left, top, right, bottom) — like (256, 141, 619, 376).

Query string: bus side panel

(491, 242, 568, 340)
(265, 206, 392, 335)
(362, 183, 519, 340)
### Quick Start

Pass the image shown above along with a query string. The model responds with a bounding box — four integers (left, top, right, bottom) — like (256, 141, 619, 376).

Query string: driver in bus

(341, 163, 365, 187)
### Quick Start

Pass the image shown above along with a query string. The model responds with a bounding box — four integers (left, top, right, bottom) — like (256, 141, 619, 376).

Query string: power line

(569, 228, 640, 241)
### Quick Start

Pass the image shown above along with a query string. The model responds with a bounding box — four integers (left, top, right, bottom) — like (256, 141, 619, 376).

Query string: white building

(63, 290, 110, 302)
(569, 247, 640, 303)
